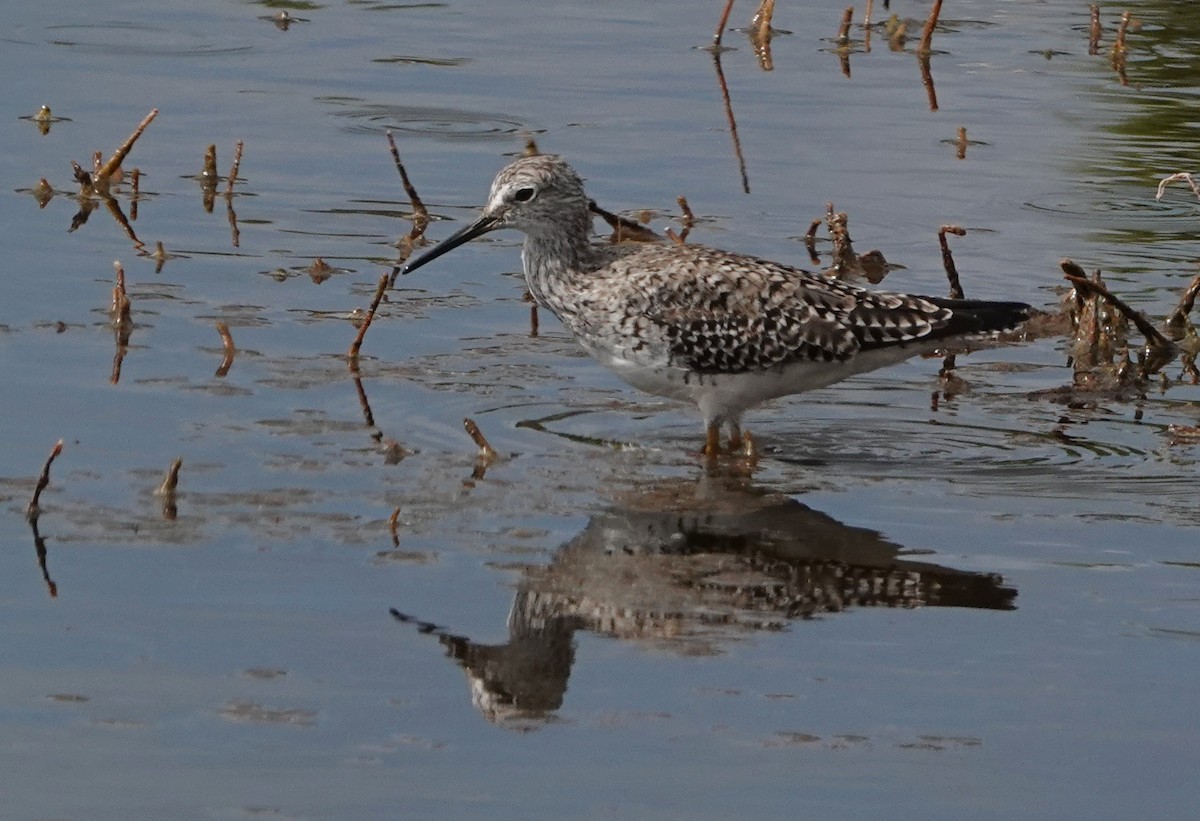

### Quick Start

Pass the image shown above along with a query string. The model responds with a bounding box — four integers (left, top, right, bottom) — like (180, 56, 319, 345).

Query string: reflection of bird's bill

(400, 213, 500, 276)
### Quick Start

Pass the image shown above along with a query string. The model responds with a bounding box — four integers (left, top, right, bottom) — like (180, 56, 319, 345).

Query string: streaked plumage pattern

(401, 154, 1033, 453)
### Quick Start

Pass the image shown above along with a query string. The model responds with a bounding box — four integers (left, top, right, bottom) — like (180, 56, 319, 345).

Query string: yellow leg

(703, 423, 721, 458)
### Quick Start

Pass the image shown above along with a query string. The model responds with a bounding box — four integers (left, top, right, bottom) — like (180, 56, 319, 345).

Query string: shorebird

(401, 154, 1033, 455)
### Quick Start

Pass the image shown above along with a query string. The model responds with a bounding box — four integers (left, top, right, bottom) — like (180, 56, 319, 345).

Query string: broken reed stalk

(955, 126, 968, 160)
(215, 322, 236, 377)
(676, 196, 695, 230)
(388, 506, 402, 547)
(864, 0, 874, 28)
(1112, 10, 1131, 57)
(1061, 260, 1172, 351)
(96, 109, 158, 184)
(1166, 275, 1200, 333)
(463, 418, 498, 460)
(156, 458, 183, 496)
(385, 131, 430, 232)
(27, 440, 65, 523)
(712, 0, 736, 49)
(588, 200, 660, 243)
(937, 226, 967, 299)
(1088, 4, 1102, 55)
(348, 274, 390, 360)
(201, 144, 219, 186)
(750, 0, 776, 41)
(804, 218, 823, 264)
(918, 0, 943, 54)
(112, 261, 132, 324)
(836, 6, 854, 46)
(225, 140, 244, 198)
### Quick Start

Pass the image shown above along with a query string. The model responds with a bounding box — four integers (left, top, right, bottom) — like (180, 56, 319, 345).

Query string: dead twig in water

(749, 0, 777, 70)
(1110, 10, 1134, 85)
(1155, 172, 1200, 202)
(385, 132, 432, 285)
(836, 6, 853, 46)
(349, 274, 390, 361)
(1165, 274, 1200, 338)
(589, 200, 660, 243)
(1061, 259, 1175, 375)
(27, 440, 64, 523)
(388, 506, 402, 547)
(81, 109, 158, 197)
(156, 457, 183, 521)
(225, 140, 244, 198)
(803, 218, 823, 265)
(200, 144, 219, 213)
(464, 417, 498, 481)
(1088, 4, 1102, 55)
(937, 226, 967, 299)
(111, 260, 132, 325)
(710, 0, 736, 51)
(215, 322, 236, 377)
(955, 126, 968, 160)
(917, 0, 942, 54)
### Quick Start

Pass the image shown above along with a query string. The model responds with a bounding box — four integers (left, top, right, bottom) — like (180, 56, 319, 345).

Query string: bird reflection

(391, 473, 1015, 728)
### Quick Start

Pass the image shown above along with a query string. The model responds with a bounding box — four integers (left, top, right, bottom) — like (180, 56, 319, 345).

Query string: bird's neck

(521, 209, 604, 317)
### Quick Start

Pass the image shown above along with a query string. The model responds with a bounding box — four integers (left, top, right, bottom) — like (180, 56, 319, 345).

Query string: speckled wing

(602, 244, 953, 375)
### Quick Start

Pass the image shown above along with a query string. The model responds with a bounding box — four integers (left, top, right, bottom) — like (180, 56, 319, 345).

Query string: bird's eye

(512, 187, 536, 203)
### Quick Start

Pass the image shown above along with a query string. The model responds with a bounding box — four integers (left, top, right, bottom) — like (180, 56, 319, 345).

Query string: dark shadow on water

(390, 471, 1015, 729)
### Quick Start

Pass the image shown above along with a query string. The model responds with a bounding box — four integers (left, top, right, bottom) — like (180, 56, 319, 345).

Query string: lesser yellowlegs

(401, 154, 1033, 454)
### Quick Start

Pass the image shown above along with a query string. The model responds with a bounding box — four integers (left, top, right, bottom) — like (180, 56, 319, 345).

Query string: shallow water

(2, 0, 1199, 818)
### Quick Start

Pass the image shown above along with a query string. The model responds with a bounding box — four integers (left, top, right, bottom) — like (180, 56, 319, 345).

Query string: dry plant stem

(837, 6, 854, 45)
(348, 274, 390, 360)
(201, 144, 219, 184)
(1112, 10, 1131, 55)
(711, 52, 750, 194)
(385, 131, 430, 230)
(937, 226, 967, 299)
(157, 458, 183, 495)
(226, 140, 243, 198)
(523, 137, 541, 157)
(956, 126, 968, 160)
(1061, 260, 1171, 350)
(588, 200, 660, 243)
(27, 440, 65, 523)
(1166, 275, 1200, 331)
(676, 196, 695, 230)
(665, 227, 686, 245)
(388, 506, 402, 547)
(804, 218, 822, 264)
(31, 517, 57, 598)
(463, 418, 498, 461)
(864, 0, 874, 27)
(1088, 4, 1102, 55)
(713, 0, 736, 48)
(215, 322, 236, 377)
(112, 261, 132, 324)
(750, 0, 775, 38)
(918, 0, 943, 54)
(96, 109, 158, 185)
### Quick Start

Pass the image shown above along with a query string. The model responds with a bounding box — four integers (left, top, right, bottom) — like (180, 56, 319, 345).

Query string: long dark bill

(399, 213, 500, 276)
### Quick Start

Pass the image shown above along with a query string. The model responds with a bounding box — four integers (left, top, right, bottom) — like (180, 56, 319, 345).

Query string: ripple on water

(317, 98, 536, 141)
(42, 22, 253, 57)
